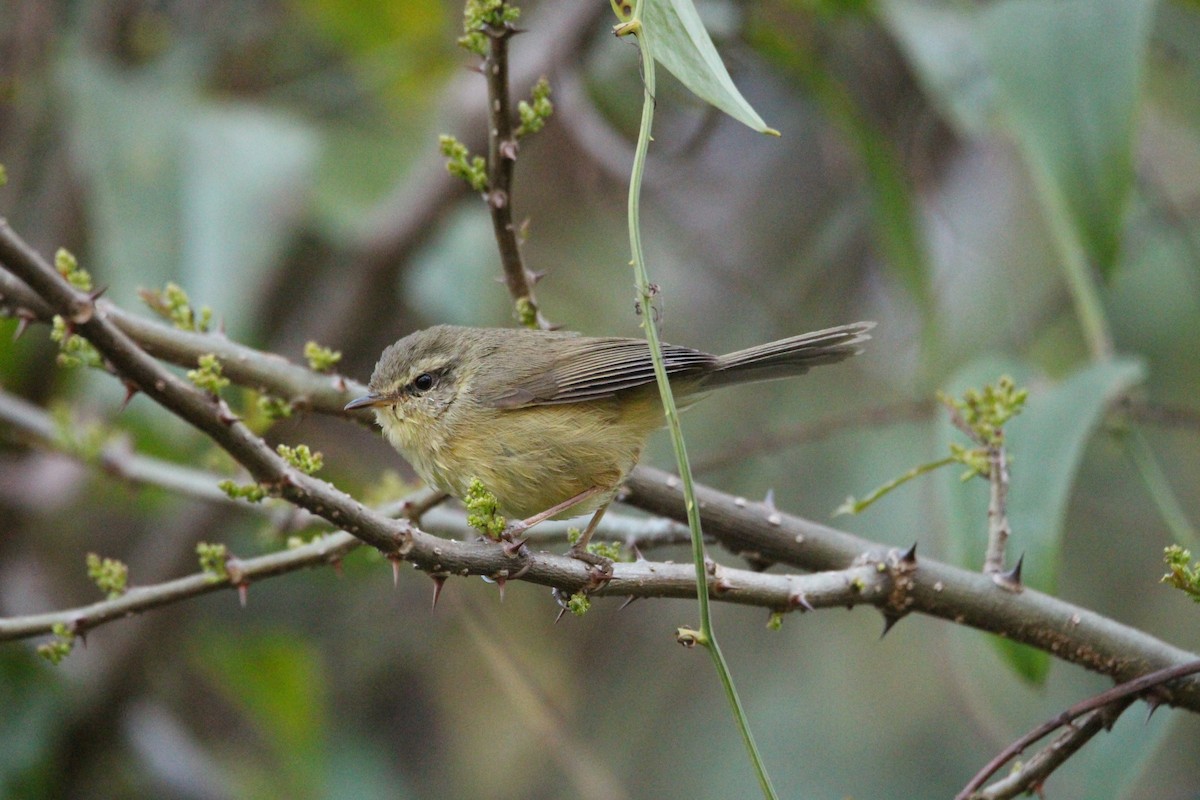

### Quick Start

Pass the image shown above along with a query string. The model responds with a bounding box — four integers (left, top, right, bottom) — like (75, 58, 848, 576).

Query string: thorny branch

(957, 659, 1200, 799)
(2, 223, 1200, 712)
(971, 700, 1134, 800)
(480, 17, 552, 329)
(945, 395, 1015, 583)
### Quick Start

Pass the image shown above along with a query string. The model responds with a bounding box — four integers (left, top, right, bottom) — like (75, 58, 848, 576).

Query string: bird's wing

(480, 338, 715, 408)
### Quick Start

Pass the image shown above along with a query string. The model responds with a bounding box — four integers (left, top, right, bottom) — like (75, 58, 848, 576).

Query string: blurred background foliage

(1, 0, 1199, 797)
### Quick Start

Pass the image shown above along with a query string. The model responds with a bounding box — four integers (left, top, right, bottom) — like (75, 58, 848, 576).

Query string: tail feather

(705, 322, 874, 388)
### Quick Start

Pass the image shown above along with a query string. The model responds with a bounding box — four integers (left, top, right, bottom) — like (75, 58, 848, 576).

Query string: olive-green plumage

(347, 322, 872, 522)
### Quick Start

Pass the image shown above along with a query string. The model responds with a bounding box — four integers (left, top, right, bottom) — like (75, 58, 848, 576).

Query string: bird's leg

(549, 503, 616, 607)
(500, 489, 615, 588)
(501, 485, 606, 537)
(499, 486, 607, 556)
(566, 502, 614, 587)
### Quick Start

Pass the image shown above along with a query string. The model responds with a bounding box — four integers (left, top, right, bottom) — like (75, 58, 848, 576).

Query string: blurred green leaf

(877, 0, 996, 134)
(1006, 360, 1145, 592)
(181, 105, 318, 337)
(0, 652, 67, 796)
(60, 47, 318, 340)
(750, 20, 932, 322)
(979, 0, 1156, 277)
(642, 0, 779, 135)
(193, 630, 327, 799)
(59, 49, 196, 307)
(291, 0, 454, 111)
(942, 357, 1145, 681)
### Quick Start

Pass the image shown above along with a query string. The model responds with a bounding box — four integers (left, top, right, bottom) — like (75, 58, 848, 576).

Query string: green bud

(567, 591, 590, 616)
(86, 552, 128, 600)
(276, 443, 323, 475)
(37, 623, 76, 665)
(303, 341, 342, 373)
(465, 478, 506, 538)
(197, 542, 229, 582)
(187, 354, 230, 395)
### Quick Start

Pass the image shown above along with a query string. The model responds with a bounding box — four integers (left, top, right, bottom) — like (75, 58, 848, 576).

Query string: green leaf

(1006, 360, 1144, 593)
(0, 652, 68, 795)
(877, 0, 996, 135)
(751, 20, 933, 320)
(192, 630, 327, 797)
(978, 0, 1156, 277)
(941, 357, 1145, 682)
(641, 0, 779, 135)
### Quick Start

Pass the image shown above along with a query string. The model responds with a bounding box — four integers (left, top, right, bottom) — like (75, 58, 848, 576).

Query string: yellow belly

(386, 395, 663, 521)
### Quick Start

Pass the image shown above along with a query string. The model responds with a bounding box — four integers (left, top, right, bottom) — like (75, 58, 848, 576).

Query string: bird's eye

(412, 373, 435, 393)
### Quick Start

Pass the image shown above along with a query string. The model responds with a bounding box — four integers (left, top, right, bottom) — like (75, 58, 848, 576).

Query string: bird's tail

(705, 322, 874, 389)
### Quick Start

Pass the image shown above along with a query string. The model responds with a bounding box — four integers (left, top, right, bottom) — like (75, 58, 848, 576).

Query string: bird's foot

(497, 523, 529, 557)
(567, 542, 614, 590)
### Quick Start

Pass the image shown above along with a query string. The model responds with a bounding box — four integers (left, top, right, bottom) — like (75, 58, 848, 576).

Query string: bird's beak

(345, 393, 386, 411)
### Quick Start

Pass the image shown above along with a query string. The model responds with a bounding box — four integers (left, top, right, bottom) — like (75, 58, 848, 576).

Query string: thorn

(993, 553, 1025, 593)
(789, 592, 813, 612)
(215, 400, 240, 424)
(501, 536, 527, 557)
(237, 583, 249, 608)
(496, 577, 506, 602)
(631, 543, 646, 562)
(499, 139, 519, 161)
(331, 558, 343, 578)
(551, 586, 570, 612)
(1145, 699, 1161, 723)
(554, 607, 567, 624)
(900, 542, 918, 566)
(763, 488, 777, 510)
(12, 314, 30, 340)
(527, 268, 546, 285)
(618, 595, 638, 611)
(880, 611, 903, 638)
(430, 574, 446, 609)
(119, 381, 139, 412)
(1009, 553, 1024, 584)
(88, 285, 109, 302)
(69, 298, 95, 324)
(390, 557, 401, 587)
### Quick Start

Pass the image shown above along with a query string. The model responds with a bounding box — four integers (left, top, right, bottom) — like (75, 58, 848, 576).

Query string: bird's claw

(568, 543, 614, 591)
(499, 531, 529, 557)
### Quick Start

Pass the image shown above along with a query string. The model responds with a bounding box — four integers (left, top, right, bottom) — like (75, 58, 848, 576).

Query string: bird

(346, 322, 873, 567)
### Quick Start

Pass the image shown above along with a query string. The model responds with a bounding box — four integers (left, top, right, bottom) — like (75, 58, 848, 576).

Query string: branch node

(487, 188, 509, 209)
